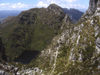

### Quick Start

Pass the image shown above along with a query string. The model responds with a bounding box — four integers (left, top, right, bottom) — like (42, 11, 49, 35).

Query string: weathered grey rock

(0, 70, 5, 75)
(87, 0, 100, 15)
(97, 0, 100, 7)
(0, 64, 19, 75)
(96, 37, 100, 48)
(0, 70, 10, 75)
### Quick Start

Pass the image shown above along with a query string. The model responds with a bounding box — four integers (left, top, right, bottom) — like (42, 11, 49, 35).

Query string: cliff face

(87, 0, 100, 15)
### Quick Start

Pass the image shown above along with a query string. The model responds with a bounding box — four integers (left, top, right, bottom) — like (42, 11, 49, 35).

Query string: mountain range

(0, 9, 83, 24)
(0, 10, 21, 22)
(0, 0, 100, 75)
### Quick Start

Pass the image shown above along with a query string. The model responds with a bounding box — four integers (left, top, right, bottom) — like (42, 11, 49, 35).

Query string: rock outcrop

(0, 63, 19, 75)
(87, 0, 100, 15)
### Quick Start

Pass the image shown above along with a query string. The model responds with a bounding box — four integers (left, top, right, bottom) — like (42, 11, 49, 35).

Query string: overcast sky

(0, 0, 89, 11)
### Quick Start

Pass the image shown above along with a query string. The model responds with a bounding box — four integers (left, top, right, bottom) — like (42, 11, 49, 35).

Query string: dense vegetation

(0, 4, 65, 61)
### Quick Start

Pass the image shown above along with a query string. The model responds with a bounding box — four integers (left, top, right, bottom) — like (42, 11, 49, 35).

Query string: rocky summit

(0, 0, 100, 75)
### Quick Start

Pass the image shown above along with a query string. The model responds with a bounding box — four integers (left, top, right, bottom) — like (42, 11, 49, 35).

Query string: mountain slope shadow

(14, 50, 40, 64)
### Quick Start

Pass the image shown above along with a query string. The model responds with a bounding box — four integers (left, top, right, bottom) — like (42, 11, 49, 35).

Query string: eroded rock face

(0, 63, 19, 75)
(87, 0, 100, 15)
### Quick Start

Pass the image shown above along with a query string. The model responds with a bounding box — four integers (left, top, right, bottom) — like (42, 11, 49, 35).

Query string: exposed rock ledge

(0, 63, 19, 75)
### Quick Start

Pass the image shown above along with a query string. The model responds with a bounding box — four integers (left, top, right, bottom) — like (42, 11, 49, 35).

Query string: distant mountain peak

(48, 4, 61, 8)
(47, 4, 64, 15)
(63, 8, 83, 23)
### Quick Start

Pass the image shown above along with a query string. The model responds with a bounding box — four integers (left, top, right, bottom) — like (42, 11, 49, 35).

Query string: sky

(0, 0, 89, 11)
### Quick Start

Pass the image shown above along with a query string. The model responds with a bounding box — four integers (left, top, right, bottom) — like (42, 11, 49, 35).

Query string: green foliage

(1, 7, 65, 61)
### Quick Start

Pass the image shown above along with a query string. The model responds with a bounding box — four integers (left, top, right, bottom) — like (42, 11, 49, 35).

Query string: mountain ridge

(1, 1, 100, 75)
(0, 6, 83, 25)
(0, 4, 67, 61)
(17, 1, 100, 75)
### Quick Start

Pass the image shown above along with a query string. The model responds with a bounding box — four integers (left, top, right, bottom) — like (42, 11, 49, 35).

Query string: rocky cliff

(1, 0, 100, 75)
(85, 0, 100, 15)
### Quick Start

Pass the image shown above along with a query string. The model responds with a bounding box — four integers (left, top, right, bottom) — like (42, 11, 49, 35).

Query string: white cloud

(0, 3, 10, 7)
(64, 0, 77, 3)
(46, 0, 77, 3)
(61, 4, 87, 9)
(11, 2, 28, 9)
(36, 0, 87, 10)
(0, 0, 88, 10)
(0, 2, 30, 10)
(37, 1, 48, 7)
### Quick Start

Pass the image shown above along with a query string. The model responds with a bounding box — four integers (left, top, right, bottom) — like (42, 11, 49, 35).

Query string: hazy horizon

(0, 5, 87, 12)
(0, 0, 89, 11)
